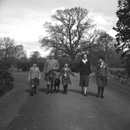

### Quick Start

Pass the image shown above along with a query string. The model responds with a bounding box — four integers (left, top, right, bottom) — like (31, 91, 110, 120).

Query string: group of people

(28, 53, 109, 98)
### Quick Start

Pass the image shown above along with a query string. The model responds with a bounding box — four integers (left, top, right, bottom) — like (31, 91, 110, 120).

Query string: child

(58, 63, 76, 94)
(95, 56, 109, 98)
(28, 63, 41, 96)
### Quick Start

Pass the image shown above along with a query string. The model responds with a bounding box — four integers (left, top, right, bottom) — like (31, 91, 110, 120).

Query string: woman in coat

(28, 63, 41, 96)
(78, 53, 91, 96)
(43, 53, 59, 94)
(95, 56, 109, 98)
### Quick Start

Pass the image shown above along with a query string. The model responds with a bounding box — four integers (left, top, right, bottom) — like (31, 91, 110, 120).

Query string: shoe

(50, 91, 53, 94)
(31, 93, 33, 96)
(96, 94, 100, 97)
(62, 91, 65, 94)
(84, 93, 87, 96)
(46, 91, 49, 94)
(101, 95, 104, 98)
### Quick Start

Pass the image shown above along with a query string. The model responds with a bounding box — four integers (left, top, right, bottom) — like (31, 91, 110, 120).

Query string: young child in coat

(58, 63, 76, 94)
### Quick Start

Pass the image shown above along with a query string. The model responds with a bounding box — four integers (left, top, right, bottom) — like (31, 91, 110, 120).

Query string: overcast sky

(0, 0, 118, 57)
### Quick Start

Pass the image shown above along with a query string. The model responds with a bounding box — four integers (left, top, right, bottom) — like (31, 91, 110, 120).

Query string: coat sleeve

(38, 67, 41, 79)
(58, 68, 63, 78)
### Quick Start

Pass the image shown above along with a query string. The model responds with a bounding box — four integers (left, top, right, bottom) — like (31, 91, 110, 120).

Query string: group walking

(28, 52, 109, 98)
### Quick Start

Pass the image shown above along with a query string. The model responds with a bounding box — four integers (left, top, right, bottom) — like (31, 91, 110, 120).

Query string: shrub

(0, 70, 14, 96)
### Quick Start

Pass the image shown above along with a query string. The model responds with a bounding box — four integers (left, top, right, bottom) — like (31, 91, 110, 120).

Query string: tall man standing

(43, 53, 59, 94)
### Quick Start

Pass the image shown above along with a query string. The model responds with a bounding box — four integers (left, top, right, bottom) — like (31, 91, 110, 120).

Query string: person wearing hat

(28, 63, 41, 96)
(43, 53, 59, 94)
(95, 56, 109, 98)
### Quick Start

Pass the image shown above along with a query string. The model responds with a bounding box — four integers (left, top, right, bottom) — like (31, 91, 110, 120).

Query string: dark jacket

(78, 60, 91, 75)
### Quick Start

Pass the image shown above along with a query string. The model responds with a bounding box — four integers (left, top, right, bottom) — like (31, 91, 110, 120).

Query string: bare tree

(0, 37, 15, 60)
(40, 7, 98, 61)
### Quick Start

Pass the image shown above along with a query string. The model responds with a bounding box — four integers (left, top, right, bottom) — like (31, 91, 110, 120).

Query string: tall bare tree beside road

(40, 7, 98, 61)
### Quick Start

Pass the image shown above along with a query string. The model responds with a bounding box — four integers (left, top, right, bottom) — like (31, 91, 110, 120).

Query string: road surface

(5, 73, 130, 130)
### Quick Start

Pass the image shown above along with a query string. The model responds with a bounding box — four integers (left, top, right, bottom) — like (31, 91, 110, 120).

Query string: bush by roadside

(0, 70, 14, 96)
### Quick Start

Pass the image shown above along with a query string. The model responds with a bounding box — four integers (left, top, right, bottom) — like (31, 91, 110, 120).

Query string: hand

(75, 73, 78, 77)
(28, 76, 30, 81)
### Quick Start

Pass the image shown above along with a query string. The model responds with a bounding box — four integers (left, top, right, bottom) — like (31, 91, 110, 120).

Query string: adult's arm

(38, 67, 41, 79)
(55, 60, 59, 70)
(28, 67, 32, 80)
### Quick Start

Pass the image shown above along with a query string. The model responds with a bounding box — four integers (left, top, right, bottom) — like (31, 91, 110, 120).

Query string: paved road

(6, 73, 130, 130)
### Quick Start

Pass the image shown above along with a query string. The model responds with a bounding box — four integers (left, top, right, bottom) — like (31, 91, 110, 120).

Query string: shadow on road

(69, 89, 96, 97)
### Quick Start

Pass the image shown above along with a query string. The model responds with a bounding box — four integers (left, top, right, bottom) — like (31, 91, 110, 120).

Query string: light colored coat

(29, 66, 41, 80)
(44, 59, 59, 74)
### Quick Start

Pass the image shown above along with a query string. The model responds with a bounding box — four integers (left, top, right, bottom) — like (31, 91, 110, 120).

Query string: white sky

(0, 0, 118, 57)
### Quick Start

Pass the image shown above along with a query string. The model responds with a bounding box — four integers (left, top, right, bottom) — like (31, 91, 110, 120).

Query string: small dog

(54, 78, 60, 93)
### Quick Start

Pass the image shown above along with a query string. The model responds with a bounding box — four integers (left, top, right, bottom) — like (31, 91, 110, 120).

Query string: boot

(81, 86, 84, 94)
(57, 86, 59, 93)
(54, 86, 56, 92)
(63, 85, 65, 94)
(34, 85, 37, 94)
(31, 87, 34, 96)
(65, 84, 68, 94)
(50, 84, 53, 94)
(46, 84, 50, 94)
(96, 87, 100, 97)
(101, 87, 104, 98)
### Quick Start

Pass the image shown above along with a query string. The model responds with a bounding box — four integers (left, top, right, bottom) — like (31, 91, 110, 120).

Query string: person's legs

(101, 86, 104, 98)
(50, 81, 54, 94)
(34, 85, 37, 94)
(81, 86, 84, 94)
(63, 84, 66, 94)
(84, 87, 88, 96)
(54, 84, 56, 92)
(83, 75, 89, 96)
(46, 82, 50, 94)
(31, 85, 34, 96)
(96, 86, 101, 97)
(65, 84, 68, 94)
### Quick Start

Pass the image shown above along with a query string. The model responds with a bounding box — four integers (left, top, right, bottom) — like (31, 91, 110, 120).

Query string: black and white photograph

(0, 0, 130, 130)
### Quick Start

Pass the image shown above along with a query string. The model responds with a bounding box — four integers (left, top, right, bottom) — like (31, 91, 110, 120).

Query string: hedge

(0, 70, 14, 96)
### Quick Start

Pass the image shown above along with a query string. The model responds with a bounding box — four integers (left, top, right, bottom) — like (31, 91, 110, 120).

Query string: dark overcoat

(78, 60, 91, 87)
